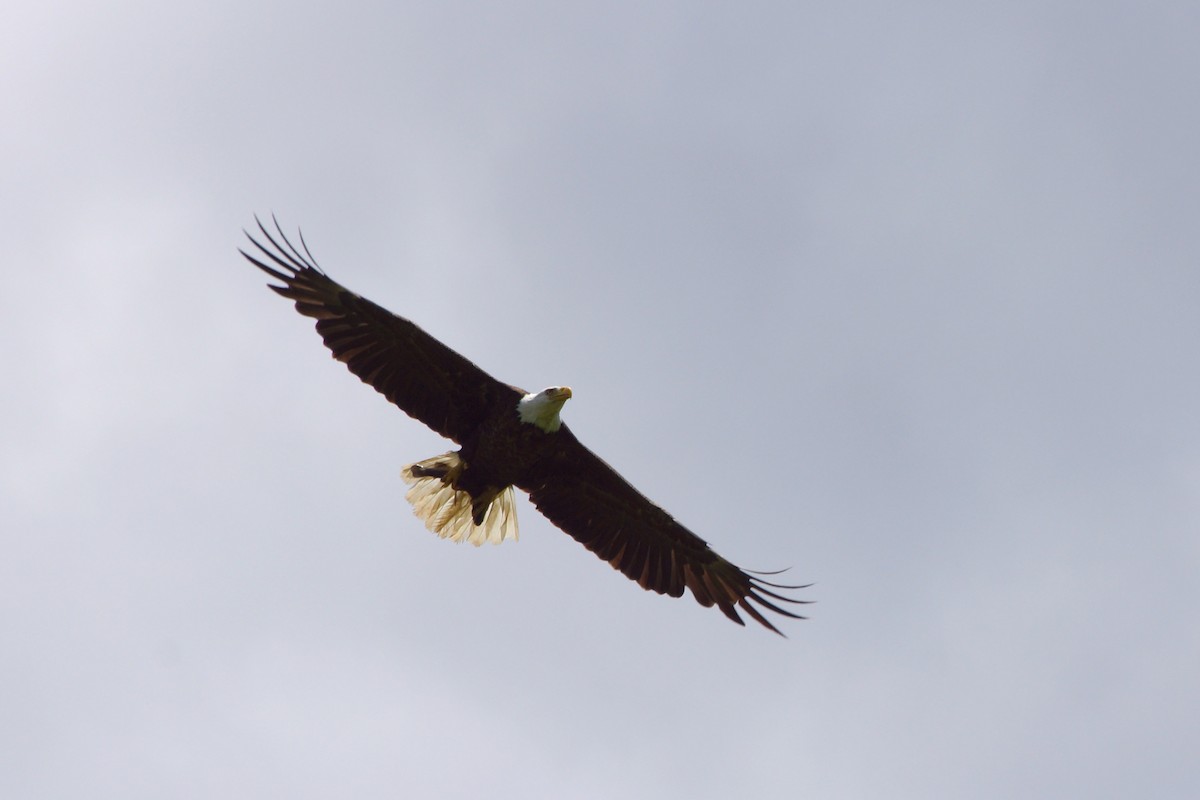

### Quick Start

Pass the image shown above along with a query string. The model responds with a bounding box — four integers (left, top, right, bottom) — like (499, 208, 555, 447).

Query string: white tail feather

(401, 457, 518, 546)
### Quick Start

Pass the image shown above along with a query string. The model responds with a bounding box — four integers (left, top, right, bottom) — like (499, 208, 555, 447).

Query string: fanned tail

(400, 453, 518, 546)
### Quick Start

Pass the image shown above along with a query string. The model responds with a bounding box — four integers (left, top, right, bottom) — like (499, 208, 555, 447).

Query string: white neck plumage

(517, 386, 573, 432)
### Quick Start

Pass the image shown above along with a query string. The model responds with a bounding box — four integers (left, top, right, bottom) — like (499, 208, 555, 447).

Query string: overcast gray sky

(3, 1, 1198, 797)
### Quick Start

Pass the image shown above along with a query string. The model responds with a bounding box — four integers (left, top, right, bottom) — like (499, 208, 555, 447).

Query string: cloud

(3, 2, 1198, 797)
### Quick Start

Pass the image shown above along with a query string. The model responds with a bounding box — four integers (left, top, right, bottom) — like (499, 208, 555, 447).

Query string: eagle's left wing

(240, 217, 521, 444)
(520, 427, 810, 634)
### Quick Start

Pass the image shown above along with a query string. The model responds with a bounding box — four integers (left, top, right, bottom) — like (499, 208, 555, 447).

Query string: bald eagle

(241, 217, 809, 633)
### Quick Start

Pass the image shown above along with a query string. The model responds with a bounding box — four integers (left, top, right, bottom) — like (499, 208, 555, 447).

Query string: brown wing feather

(520, 427, 810, 635)
(240, 216, 519, 442)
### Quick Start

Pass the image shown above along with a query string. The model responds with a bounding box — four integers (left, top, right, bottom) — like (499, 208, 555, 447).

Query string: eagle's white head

(518, 386, 573, 432)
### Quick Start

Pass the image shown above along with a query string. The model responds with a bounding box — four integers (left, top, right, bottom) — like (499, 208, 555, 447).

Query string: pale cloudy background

(3, 1, 1198, 797)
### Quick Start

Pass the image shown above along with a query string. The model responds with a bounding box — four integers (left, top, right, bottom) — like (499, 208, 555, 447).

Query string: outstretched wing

(520, 427, 810, 634)
(241, 217, 520, 443)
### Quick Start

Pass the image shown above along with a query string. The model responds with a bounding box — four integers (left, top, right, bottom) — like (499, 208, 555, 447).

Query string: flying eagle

(241, 217, 809, 633)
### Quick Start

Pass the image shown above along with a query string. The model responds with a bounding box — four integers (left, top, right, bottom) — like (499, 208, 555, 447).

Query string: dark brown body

(456, 392, 553, 501)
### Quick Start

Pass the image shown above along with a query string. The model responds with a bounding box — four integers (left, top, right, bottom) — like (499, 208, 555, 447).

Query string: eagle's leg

(407, 460, 453, 480)
(400, 452, 519, 546)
